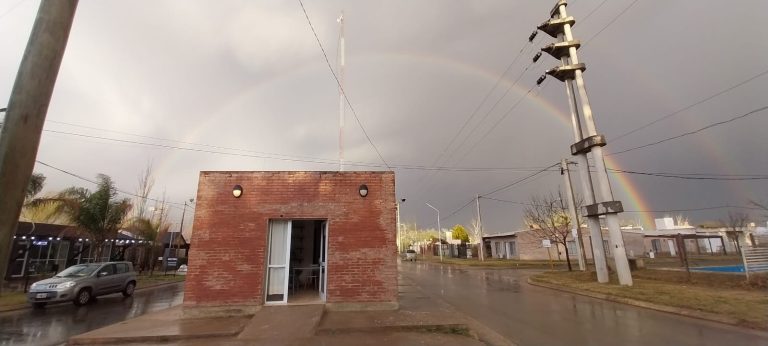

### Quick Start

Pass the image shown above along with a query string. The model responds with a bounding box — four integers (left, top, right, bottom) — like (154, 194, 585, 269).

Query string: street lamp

(425, 202, 442, 262)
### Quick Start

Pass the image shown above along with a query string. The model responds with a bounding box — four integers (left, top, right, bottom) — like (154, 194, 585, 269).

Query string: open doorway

(265, 220, 327, 305)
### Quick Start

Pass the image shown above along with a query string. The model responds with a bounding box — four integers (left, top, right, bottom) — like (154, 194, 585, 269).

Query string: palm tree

(54, 174, 132, 261)
(25, 173, 45, 201)
(21, 173, 70, 224)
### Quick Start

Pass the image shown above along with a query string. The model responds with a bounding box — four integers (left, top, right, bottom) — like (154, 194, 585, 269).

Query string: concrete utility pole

(561, 159, 586, 271)
(475, 194, 485, 261)
(537, 0, 632, 285)
(0, 0, 78, 293)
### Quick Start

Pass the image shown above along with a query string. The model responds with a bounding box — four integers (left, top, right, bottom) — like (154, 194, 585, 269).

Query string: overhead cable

(608, 105, 768, 156)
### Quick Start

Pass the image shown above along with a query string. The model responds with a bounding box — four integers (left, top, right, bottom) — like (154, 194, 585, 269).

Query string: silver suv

(27, 261, 137, 308)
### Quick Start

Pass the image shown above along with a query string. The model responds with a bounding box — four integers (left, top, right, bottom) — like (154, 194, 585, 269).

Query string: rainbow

(366, 51, 657, 228)
(153, 50, 657, 228)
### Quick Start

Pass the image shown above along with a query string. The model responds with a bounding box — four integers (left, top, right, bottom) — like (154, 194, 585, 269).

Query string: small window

(116, 263, 129, 274)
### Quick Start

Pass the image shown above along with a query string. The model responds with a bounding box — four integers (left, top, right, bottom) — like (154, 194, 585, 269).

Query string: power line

(608, 169, 768, 181)
(297, 0, 391, 170)
(623, 205, 764, 213)
(608, 105, 768, 156)
(45, 127, 564, 173)
(0, 0, 30, 20)
(606, 169, 767, 178)
(456, 84, 538, 161)
(44, 129, 353, 165)
(440, 198, 476, 223)
(482, 162, 560, 197)
(453, 64, 536, 157)
(35, 160, 191, 211)
(612, 68, 768, 143)
(412, 45, 536, 198)
(430, 47, 532, 171)
(583, 0, 640, 46)
(479, 196, 535, 207)
(45, 119, 339, 163)
(483, 196, 763, 214)
(414, 61, 539, 199)
(433, 162, 559, 225)
(580, 0, 609, 24)
(48, 125, 768, 179)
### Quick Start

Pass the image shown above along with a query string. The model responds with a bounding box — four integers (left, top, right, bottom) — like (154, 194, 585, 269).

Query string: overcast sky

(1, 0, 767, 238)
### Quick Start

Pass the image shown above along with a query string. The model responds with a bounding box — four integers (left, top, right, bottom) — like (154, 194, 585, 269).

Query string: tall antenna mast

(337, 11, 345, 171)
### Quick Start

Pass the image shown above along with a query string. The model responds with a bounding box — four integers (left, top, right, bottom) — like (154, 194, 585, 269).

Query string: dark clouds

(1, 0, 766, 236)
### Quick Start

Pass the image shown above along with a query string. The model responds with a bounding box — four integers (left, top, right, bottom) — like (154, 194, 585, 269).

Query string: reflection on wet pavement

(0, 283, 184, 346)
(400, 261, 768, 346)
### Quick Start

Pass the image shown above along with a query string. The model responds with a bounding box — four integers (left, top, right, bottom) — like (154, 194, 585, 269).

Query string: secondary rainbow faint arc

(154, 50, 656, 228)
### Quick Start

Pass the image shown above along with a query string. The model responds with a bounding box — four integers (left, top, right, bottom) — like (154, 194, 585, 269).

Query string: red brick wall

(183, 171, 397, 307)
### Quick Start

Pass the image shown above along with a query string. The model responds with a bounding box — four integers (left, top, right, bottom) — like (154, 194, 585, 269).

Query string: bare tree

(674, 214, 690, 228)
(523, 191, 576, 271)
(133, 162, 155, 220)
(468, 218, 482, 244)
(723, 211, 749, 254)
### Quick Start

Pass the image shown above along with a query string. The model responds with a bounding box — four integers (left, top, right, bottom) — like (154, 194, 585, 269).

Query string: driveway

(0, 282, 184, 346)
(400, 261, 768, 346)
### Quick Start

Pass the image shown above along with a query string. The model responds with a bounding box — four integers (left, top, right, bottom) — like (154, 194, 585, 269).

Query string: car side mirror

(98, 271, 108, 277)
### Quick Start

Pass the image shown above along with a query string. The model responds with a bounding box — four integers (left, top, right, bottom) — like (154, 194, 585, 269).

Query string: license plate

(35, 293, 47, 299)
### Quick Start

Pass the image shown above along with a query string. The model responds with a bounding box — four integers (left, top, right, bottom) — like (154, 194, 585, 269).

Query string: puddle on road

(483, 274, 521, 292)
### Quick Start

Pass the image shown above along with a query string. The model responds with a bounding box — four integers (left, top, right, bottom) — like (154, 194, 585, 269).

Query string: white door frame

(265, 220, 292, 305)
(319, 221, 329, 301)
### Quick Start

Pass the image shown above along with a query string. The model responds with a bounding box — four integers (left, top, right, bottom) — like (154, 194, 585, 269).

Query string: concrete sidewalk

(69, 276, 512, 345)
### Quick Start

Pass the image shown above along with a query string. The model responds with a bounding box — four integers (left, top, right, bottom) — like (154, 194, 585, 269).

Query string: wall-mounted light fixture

(233, 184, 243, 198)
(359, 184, 369, 197)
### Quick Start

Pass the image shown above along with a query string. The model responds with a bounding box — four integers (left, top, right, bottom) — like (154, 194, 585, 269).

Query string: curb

(0, 280, 184, 314)
(414, 258, 565, 270)
(526, 277, 764, 330)
(68, 329, 239, 346)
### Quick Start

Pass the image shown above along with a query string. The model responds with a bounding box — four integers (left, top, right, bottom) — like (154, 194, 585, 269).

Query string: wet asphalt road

(0, 282, 184, 346)
(400, 261, 768, 346)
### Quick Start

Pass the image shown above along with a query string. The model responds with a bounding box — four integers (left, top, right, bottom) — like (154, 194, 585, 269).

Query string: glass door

(266, 220, 292, 304)
(319, 221, 328, 301)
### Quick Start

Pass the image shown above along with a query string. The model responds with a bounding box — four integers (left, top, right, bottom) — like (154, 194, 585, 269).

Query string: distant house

(642, 217, 764, 256)
(482, 227, 645, 261)
(483, 217, 768, 262)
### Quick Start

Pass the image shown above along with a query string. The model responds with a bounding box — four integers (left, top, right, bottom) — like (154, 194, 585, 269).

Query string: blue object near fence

(690, 265, 745, 273)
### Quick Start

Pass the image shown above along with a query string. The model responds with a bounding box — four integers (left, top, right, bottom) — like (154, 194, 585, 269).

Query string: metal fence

(742, 246, 768, 279)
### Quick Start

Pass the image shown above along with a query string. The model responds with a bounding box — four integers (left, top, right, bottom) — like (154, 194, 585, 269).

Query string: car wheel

(122, 281, 136, 297)
(32, 302, 47, 309)
(73, 288, 91, 306)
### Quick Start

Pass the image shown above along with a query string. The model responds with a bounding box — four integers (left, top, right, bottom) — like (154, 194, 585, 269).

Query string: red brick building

(184, 171, 397, 310)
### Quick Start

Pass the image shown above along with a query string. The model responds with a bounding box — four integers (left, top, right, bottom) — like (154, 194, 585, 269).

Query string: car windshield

(55, 264, 101, 277)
